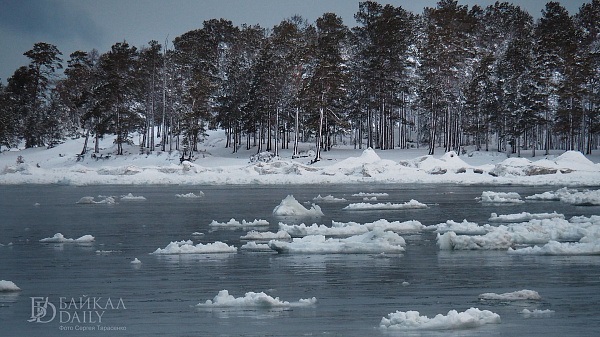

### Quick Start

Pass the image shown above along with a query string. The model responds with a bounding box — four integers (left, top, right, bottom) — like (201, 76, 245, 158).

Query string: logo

(28, 297, 57, 323)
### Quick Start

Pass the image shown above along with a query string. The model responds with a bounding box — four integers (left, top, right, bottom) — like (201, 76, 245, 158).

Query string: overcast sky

(0, 0, 589, 83)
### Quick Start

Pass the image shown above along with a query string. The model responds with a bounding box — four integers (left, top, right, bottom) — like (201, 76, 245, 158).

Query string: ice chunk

(130, 258, 142, 264)
(343, 199, 427, 210)
(280, 219, 424, 237)
(209, 219, 269, 228)
(521, 309, 555, 318)
(380, 307, 500, 330)
(352, 192, 389, 197)
(175, 192, 204, 198)
(480, 191, 523, 204)
(489, 212, 564, 222)
(508, 240, 600, 255)
(479, 290, 541, 301)
(428, 220, 490, 235)
(76, 196, 116, 204)
(240, 242, 274, 252)
(240, 230, 290, 241)
(0, 280, 21, 292)
(196, 290, 316, 307)
(40, 233, 95, 243)
(313, 195, 346, 202)
(151, 240, 237, 254)
(273, 195, 324, 217)
(120, 193, 146, 201)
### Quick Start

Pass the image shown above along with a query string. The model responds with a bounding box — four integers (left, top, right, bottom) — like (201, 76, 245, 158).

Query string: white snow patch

(380, 307, 501, 330)
(196, 290, 316, 307)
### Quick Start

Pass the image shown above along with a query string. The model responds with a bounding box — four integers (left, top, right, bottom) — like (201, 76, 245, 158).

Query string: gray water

(1, 184, 599, 336)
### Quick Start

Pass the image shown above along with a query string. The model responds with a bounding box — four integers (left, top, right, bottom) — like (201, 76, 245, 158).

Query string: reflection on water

(0, 184, 599, 336)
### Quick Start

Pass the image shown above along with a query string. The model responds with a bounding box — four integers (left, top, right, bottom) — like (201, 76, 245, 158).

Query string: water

(1, 184, 599, 336)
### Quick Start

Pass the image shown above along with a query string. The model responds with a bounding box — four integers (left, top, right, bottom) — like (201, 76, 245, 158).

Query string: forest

(0, 0, 599, 161)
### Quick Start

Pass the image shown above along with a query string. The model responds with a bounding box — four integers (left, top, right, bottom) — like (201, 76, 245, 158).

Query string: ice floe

(508, 240, 600, 255)
(526, 188, 600, 206)
(313, 195, 346, 202)
(151, 240, 237, 254)
(427, 220, 491, 235)
(480, 191, 524, 204)
(209, 219, 270, 228)
(240, 230, 290, 241)
(279, 219, 424, 237)
(488, 212, 564, 223)
(240, 242, 274, 252)
(196, 290, 316, 307)
(273, 195, 324, 217)
(268, 229, 406, 254)
(120, 193, 146, 201)
(76, 196, 117, 204)
(131, 258, 142, 264)
(521, 309, 555, 318)
(379, 307, 501, 330)
(0, 280, 21, 292)
(479, 290, 541, 301)
(40, 233, 95, 243)
(175, 192, 204, 198)
(342, 199, 427, 211)
(352, 192, 389, 197)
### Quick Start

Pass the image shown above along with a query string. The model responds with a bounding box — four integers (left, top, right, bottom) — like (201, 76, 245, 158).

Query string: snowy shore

(0, 131, 599, 186)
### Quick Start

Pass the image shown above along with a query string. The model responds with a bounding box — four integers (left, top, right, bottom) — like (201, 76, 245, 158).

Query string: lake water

(1, 184, 599, 336)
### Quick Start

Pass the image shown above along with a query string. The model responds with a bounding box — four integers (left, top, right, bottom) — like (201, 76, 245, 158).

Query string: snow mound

(343, 199, 427, 210)
(40, 233, 95, 243)
(521, 309, 555, 318)
(151, 240, 237, 254)
(555, 151, 598, 170)
(97, 165, 142, 175)
(268, 229, 406, 254)
(240, 230, 290, 241)
(479, 290, 541, 301)
(120, 193, 146, 201)
(196, 290, 316, 307)
(273, 195, 323, 217)
(0, 280, 21, 292)
(76, 196, 116, 204)
(209, 219, 270, 228)
(400, 151, 472, 174)
(379, 307, 500, 330)
(480, 191, 523, 204)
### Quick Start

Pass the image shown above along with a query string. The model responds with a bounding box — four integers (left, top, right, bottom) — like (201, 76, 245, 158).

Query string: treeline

(0, 0, 599, 161)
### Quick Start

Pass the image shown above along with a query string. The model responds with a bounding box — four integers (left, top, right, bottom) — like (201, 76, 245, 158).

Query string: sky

(0, 0, 589, 83)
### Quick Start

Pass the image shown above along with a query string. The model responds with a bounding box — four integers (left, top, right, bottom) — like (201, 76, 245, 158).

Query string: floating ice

(437, 231, 513, 250)
(268, 229, 406, 254)
(151, 240, 237, 254)
(0, 280, 21, 292)
(280, 219, 424, 237)
(240, 242, 274, 252)
(379, 307, 501, 330)
(526, 188, 600, 206)
(479, 290, 541, 301)
(352, 192, 389, 197)
(240, 230, 290, 241)
(521, 309, 555, 318)
(130, 258, 142, 264)
(196, 290, 316, 307)
(480, 191, 524, 204)
(273, 195, 323, 217)
(40, 233, 95, 243)
(76, 196, 116, 204)
(427, 220, 491, 235)
(313, 195, 346, 202)
(508, 240, 600, 255)
(120, 193, 146, 201)
(343, 199, 427, 211)
(209, 219, 269, 228)
(176, 192, 204, 198)
(525, 187, 577, 201)
(489, 212, 564, 223)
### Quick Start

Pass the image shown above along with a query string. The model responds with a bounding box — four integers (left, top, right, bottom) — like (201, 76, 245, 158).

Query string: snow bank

(209, 219, 270, 228)
(489, 212, 564, 223)
(0, 280, 21, 292)
(76, 196, 116, 204)
(240, 230, 290, 241)
(268, 229, 406, 254)
(508, 240, 600, 255)
(379, 307, 500, 330)
(343, 199, 427, 211)
(280, 219, 424, 237)
(480, 191, 523, 204)
(196, 290, 316, 307)
(40, 233, 95, 243)
(479, 290, 541, 301)
(151, 240, 237, 254)
(273, 195, 323, 217)
(521, 309, 555, 318)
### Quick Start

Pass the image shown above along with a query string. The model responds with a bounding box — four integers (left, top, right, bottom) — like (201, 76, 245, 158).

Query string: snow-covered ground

(0, 130, 598, 185)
